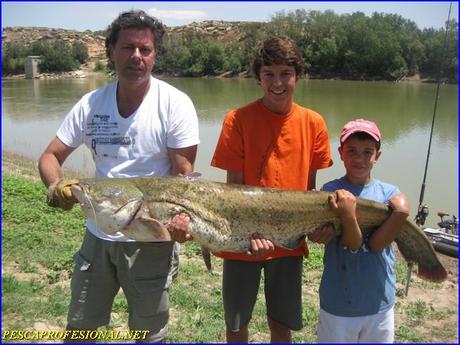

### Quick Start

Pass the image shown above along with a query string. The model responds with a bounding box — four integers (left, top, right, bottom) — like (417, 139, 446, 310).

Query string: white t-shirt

(57, 76, 200, 241)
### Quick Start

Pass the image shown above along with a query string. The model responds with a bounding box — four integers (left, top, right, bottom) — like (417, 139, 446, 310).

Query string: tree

(1, 11, 456, 81)
(71, 41, 89, 64)
(420, 19, 458, 82)
(33, 41, 78, 72)
(2, 43, 28, 75)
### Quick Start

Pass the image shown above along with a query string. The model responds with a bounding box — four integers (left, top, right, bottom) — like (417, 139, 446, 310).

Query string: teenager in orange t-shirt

(210, 36, 333, 343)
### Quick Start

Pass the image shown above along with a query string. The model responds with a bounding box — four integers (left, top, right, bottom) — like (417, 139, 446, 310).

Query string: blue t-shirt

(319, 176, 400, 317)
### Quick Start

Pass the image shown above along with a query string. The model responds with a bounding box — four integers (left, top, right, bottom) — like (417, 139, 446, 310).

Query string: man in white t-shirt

(38, 10, 199, 343)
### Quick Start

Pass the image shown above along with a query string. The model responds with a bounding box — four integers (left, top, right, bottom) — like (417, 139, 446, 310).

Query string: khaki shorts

(223, 256, 303, 332)
(68, 230, 179, 342)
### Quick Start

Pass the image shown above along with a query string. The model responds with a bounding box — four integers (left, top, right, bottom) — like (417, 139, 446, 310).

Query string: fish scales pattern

(72, 176, 447, 282)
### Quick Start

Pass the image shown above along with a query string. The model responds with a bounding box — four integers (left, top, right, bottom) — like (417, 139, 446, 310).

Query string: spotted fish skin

(71, 176, 447, 282)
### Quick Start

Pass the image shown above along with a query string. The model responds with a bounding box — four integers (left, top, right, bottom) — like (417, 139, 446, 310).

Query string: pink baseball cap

(340, 119, 381, 144)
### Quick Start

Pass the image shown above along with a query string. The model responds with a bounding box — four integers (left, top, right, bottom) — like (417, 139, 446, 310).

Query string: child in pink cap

(311, 118, 410, 343)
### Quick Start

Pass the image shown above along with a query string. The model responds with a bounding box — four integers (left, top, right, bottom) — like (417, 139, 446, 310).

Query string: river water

(2, 76, 458, 227)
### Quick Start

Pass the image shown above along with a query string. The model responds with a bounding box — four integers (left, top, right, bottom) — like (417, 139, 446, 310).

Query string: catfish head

(71, 178, 143, 235)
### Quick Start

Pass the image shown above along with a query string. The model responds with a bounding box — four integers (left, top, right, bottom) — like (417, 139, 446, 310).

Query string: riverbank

(2, 150, 92, 181)
(2, 69, 440, 84)
(1, 68, 109, 80)
(4, 20, 457, 84)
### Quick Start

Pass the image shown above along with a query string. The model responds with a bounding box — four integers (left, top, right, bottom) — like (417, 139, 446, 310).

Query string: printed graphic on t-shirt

(86, 113, 134, 158)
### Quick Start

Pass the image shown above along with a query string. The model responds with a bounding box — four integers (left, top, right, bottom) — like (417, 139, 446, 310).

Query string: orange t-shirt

(211, 99, 333, 261)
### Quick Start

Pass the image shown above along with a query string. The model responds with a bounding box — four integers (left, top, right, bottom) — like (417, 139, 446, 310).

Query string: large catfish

(71, 176, 447, 282)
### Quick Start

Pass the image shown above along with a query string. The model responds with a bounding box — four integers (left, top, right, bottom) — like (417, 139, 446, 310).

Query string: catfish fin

(122, 216, 172, 242)
(395, 240, 447, 283)
(201, 246, 212, 271)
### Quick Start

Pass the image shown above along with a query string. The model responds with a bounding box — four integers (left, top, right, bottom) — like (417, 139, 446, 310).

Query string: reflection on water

(296, 80, 454, 136)
(2, 76, 458, 227)
(2, 77, 110, 120)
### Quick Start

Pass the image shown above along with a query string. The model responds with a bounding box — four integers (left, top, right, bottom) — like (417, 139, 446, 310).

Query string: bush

(71, 41, 89, 64)
(2, 56, 25, 75)
(1, 12, 457, 81)
(2, 43, 27, 75)
(2, 40, 89, 75)
(93, 60, 106, 72)
(37, 41, 79, 72)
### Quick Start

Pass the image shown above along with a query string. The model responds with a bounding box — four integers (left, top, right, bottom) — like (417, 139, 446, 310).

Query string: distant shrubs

(93, 60, 106, 72)
(71, 41, 89, 64)
(155, 10, 458, 82)
(155, 30, 260, 77)
(1, 42, 28, 75)
(157, 36, 228, 77)
(2, 40, 89, 76)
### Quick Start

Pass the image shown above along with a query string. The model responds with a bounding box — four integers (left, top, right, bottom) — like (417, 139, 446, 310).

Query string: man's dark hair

(105, 10, 165, 59)
(252, 36, 305, 80)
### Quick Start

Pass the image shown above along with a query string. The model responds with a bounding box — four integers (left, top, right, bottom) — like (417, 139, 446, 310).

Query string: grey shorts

(68, 230, 179, 342)
(223, 256, 303, 332)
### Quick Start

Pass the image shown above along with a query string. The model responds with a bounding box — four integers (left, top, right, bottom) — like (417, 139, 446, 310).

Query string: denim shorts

(68, 230, 179, 342)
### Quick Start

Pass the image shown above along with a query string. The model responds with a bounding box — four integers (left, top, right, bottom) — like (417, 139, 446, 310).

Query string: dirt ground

(393, 247, 458, 342)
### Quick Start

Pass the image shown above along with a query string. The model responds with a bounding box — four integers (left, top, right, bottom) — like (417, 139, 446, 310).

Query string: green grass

(2, 275, 69, 328)
(2, 176, 85, 277)
(169, 258, 226, 342)
(2, 174, 458, 343)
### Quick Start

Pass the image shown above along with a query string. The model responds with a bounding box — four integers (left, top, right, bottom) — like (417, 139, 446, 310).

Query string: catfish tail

(396, 240, 447, 283)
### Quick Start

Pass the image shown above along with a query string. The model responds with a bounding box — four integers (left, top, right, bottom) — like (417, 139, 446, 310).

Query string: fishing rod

(404, 1, 453, 296)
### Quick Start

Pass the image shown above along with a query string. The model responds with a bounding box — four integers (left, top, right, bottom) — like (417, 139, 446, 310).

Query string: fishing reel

(415, 204, 429, 226)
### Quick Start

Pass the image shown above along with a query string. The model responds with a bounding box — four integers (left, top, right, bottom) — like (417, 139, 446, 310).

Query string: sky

(2, 1, 458, 31)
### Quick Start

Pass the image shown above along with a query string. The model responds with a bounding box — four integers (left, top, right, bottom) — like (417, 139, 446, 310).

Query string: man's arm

(39, 137, 76, 187)
(168, 145, 197, 176)
(38, 137, 78, 210)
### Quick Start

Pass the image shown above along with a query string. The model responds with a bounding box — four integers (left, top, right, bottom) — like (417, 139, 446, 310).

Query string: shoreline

(2, 150, 91, 181)
(1, 69, 109, 80)
(2, 70, 442, 84)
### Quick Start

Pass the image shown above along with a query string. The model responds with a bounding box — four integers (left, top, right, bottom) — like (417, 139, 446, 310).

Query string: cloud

(147, 8, 208, 21)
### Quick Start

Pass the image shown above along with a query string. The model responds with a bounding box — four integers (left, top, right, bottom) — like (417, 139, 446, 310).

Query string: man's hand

(308, 223, 336, 244)
(47, 178, 79, 210)
(167, 213, 193, 243)
(247, 233, 275, 258)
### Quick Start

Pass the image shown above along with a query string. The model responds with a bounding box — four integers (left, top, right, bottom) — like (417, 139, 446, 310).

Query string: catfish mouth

(71, 184, 88, 205)
(114, 198, 144, 227)
(71, 183, 143, 233)
(71, 183, 99, 221)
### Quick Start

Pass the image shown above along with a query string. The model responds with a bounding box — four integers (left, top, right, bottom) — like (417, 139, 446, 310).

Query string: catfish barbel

(71, 176, 447, 282)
